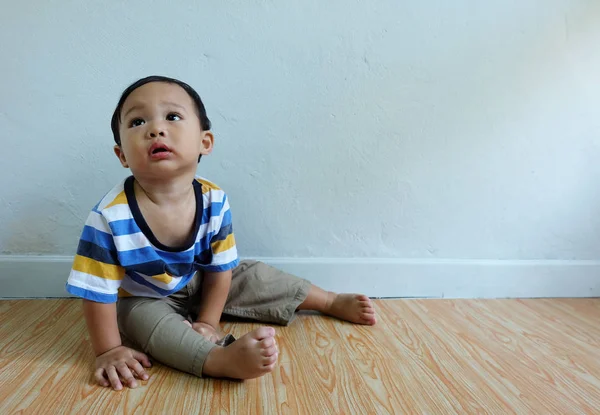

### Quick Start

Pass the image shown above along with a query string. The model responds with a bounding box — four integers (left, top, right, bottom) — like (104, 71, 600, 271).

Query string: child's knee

(117, 299, 183, 350)
(143, 314, 216, 376)
(143, 313, 187, 351)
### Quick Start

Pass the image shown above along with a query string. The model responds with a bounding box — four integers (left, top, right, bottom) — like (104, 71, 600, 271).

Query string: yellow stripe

(196, 178, 220, 194)
(211, 233, 235, 254)
(151, 272, 173, 285)
(104, 191, 128, 209)
(72, 255, 125, 281)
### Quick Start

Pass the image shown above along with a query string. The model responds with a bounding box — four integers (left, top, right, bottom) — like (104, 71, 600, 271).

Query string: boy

(66, 76, 376, 391)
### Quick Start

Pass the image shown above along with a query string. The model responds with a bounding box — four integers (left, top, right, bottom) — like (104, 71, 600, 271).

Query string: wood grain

(1, 298, 600, 414)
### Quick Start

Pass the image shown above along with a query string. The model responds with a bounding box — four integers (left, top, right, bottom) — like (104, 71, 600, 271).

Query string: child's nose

(147, 125, 166, 139)
(149, 130, 165, 138)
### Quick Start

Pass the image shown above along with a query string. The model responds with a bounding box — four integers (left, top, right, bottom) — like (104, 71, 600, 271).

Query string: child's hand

(95, 345, 152, 391)
(191, 321, 224, 344)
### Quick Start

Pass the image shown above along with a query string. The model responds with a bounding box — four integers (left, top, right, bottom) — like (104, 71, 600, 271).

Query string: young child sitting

(66, 76, 376, 391)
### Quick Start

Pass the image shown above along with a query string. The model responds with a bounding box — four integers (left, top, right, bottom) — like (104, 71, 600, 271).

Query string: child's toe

(262, 362, 277, 371)
(262, 354, 278, 365)
(361, 303, 374, 310)
(253, 327, 275, 340)
(262, 345, 278, 357)
(359, 310, 377, 321)
(260, 337, 275, 348)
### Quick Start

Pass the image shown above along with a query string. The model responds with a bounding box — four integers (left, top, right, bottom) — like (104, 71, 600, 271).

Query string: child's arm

(194, 270, 232, 336)
(82, 300, 121, 355)
(194, 186, 238, 341)
(83, 300, 151, 390)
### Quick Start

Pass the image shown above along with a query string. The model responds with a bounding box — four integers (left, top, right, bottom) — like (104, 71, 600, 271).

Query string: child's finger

(94, 368, 109, 387)
(106, 366, 123, 391)
(132, 350, 152, 368)
(128, 359, 149, 381)
(116, 363, 138, 388)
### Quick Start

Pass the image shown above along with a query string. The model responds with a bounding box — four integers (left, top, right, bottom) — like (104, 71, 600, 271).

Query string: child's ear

(199, 131, 214, 155)
(114, 145, 129, 168)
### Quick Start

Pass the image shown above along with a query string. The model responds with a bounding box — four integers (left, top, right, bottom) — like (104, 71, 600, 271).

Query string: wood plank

(376, 300, 520, 414)
(2, 298, 600, 414)
(380, 299, 600, 414)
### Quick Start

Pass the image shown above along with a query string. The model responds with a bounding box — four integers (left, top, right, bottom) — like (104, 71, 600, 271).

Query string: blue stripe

(65, 284, 117, 303)
(123, 260, 170, 276)
(123, 260, 197, 278)
(77, 240, 119, 265)
(127, 271, 195, 296)
(81, 225, 116, 251)
(117, 247, 197, 268)
(164, 262, 197, 276)
(200, 259, 239, 273)
(196, 232, 212, 252)
(118, 246, 161, 267)
(188, 229, 219, 254)
(115, 241, 221, 272)
(109, 219, 140, 236)
(211, 223, 233, 243)
(194, 248, 212, 266)
(220, 209, 232, 228)
(155, 249, 196, 264)
(201, 201, 225, 225)
(109, 230, 226, 267)
(196, 223, 232, 250)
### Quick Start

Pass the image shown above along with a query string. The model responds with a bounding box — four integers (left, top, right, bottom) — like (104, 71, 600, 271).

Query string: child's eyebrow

(122, 102, 187, 119)
(123, 104, 143, 119)
(162, 101, 187, 113)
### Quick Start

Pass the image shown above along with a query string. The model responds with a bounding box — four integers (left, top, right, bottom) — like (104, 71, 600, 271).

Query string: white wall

(1, 1, 600, 270)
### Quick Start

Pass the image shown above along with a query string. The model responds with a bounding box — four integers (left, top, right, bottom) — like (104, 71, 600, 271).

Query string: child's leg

(223, 260, 376, 326)
(117, 297, 216, 376)
(117, 296, 277, 379)
(219, 260, 312, 325)
(297, 285, 377, 325)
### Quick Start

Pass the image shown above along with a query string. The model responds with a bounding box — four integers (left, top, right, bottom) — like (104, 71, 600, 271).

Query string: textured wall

(1, 1, 600, 260)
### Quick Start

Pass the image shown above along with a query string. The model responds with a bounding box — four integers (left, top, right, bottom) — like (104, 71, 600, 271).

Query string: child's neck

(133, 174, 195, 208)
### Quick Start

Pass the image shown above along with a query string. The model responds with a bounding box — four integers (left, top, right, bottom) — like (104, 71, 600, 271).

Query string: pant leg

(117, 288, 217, 377)
(221, 260, 312, 325)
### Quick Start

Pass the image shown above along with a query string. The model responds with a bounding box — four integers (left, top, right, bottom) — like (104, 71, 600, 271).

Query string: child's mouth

(149, 143, 173, 159)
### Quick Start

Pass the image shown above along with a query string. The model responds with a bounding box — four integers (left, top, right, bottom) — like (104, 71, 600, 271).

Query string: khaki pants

(117, 260, 311, 377)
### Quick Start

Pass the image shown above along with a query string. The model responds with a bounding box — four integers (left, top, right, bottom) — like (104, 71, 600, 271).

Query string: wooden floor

(1, 299, 600, 414)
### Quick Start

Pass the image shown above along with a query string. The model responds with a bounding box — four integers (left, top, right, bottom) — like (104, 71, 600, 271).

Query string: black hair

(110, 75, 211, 162)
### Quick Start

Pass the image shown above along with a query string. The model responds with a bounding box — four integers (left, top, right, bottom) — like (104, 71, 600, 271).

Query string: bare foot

(202, 327, 278, 379)
(324, 293, 377, 325)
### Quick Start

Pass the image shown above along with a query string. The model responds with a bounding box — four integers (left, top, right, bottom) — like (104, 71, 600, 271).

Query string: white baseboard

(1, 255, 599, 299)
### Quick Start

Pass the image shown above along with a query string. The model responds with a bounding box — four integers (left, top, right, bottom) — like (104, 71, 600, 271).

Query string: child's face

(114, 82, 213, 179)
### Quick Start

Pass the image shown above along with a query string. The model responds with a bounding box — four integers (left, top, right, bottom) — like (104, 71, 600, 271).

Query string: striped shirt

(65, 175, 239, 303)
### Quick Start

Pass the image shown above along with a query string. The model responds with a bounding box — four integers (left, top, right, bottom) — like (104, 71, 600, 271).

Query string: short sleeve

(204, 193, 239, 272)
(65, 209, 125, 303)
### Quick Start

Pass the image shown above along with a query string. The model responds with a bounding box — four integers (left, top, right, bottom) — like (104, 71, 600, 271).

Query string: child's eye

(166, 113, 182, 121)
(129, 118, 145, 128)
